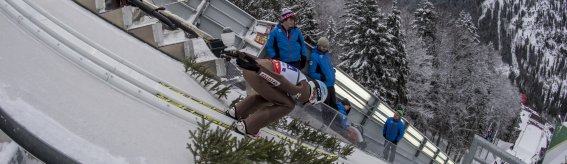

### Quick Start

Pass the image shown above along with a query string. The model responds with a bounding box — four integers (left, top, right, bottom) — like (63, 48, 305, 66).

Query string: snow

(479, 0, 567, 103)
(0, 142, 19, 163)
(30, 0, 226, 110)
(0, 90, 128, 164)
(0, 0, 388, 163)
(161, 29, 187, 46)
(510, 107, 551, 163)
(514, 125, 544, 162)
(191, 38, 218, 63)
(0, 2, 206, 163)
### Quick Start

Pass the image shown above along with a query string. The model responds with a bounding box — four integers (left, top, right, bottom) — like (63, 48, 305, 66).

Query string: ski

(156, 82, 339, 159)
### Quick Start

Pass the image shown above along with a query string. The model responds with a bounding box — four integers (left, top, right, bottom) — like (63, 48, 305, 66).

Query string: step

(127, 22, 161, 47)
(158, 39, 188, 61)
(100, 6, 129, 30)
(185, 38, 226, 77)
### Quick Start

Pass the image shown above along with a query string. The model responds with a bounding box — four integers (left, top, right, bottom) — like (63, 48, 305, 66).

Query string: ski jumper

(234, 59, 311, 135)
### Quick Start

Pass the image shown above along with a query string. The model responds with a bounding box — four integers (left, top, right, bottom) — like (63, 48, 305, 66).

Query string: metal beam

(0, 106, 78, 164)
(462, 135, 525, 164)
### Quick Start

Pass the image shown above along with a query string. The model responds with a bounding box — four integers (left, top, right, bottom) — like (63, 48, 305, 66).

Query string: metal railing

(462, 135, 525, 164)
(329, 62, 455, 164)
(290, 99, 453, 164)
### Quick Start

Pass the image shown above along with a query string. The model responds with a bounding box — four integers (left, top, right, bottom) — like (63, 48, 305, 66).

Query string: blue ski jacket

(337, 101, 348, 129)
(308, 47, 335, 87)
(383, 117, 405, 144)
(265, 24, 307, 63)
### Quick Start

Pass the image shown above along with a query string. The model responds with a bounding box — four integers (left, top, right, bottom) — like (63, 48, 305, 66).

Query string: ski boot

(235, 120, 260, 139)
(224, 107, 239, 120)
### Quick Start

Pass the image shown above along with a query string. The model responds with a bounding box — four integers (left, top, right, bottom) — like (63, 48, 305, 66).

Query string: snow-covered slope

(511, 107, 552, 163)
(0, 0, 385, 163)
(0, 0, 247, 162)
(0, 7, 201, 163)
(479, 0, 567, 114)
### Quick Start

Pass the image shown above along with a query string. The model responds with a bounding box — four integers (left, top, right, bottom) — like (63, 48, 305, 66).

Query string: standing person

(308, 37, 337, 125)
(224, 51, 328, 138)
(265, 8, 308, 69)
(336, 99, 351, 129)
(382, 110, 406, 163)
(327, 99, 364, 145)
(308, 37, 337, 109)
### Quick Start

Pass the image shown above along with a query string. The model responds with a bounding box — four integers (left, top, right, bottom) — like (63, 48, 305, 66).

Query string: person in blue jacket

(333, 99, 365, 146)
(382, 109, 406, 162)
(336, 99, 351, 129)
(308, 37, 337, 109)
(265, 8, 308, 69)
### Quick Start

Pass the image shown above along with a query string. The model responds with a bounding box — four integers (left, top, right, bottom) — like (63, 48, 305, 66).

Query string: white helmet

(308, 80, 328, 105)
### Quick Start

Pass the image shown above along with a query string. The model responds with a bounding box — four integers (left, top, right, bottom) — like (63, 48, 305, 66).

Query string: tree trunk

(446, 144, 452, 156)
(432, 131, 438, 144)
(445, 141, 450, 152)
(456, 151, 464, 163)
(435, 133, 442, 146)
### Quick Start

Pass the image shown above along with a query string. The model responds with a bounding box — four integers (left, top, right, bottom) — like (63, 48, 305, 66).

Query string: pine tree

(432, 11, 509, 153)
(325, 16, 338, 49)
(385, 0, 408, 106)
(485, 43, 522, 143)
(413, 0, 437, 42)
(455, 11, 480, 44)
(338, 0, 388, 103)
(404, 28, 433, 133)
(338, 0, 408, 106)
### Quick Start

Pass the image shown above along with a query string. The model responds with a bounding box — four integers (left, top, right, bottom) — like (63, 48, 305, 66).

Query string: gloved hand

(236, 58, 259, 72)
(393, 141, 398, 145)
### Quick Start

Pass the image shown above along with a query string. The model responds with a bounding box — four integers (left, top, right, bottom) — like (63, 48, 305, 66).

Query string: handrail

(333, 64, 453, 163)
(0, 106, 78, 164)
(462, 135, 525, 164)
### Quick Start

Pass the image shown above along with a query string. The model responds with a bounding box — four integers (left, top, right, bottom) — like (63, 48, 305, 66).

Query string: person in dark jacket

(308, 37, 337, 109)
(265, 8, 308, 69)
(382, 110, 406, 162)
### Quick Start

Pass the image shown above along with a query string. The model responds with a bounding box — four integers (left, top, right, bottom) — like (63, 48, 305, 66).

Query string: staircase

(74, 0, 277, 88)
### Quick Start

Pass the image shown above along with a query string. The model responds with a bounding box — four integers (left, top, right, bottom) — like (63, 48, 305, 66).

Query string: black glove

(236, 58, 259, 72)
(223, 50, 238, 59)
(393, 141, 398, 145)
